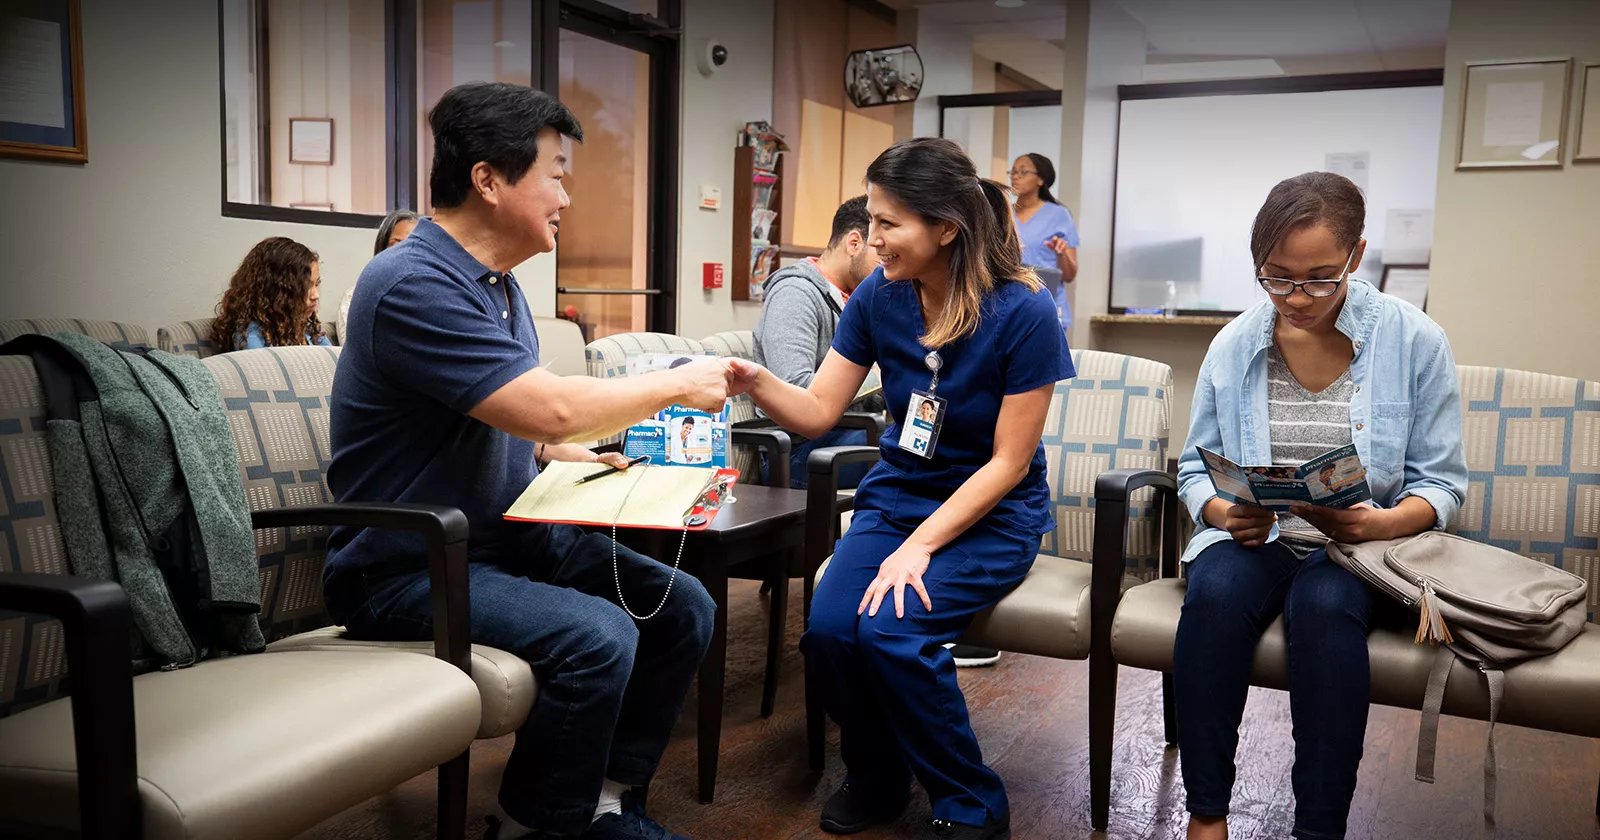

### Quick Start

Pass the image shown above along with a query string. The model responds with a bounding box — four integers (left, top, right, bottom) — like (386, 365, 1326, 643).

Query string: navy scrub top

(832, 267, 1074, 537)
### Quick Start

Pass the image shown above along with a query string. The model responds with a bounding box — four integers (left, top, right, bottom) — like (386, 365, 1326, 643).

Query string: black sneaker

(945, 644, 1002, 668)
(819, 779, 912, 834)
(913, 815, 1011, 840)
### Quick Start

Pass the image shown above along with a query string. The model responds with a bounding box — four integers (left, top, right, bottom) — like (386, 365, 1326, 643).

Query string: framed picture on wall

(289, 118, 334, 165)
(1456, 57, 1571, 169)
(1381, 264, 1430, 311)
(289, 203, 334, 212)
(1576, 62, 1600, 163)
(0, 0, 88, 164)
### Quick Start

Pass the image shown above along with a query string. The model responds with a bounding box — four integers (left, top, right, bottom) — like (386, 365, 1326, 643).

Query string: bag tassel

(1415, 580, 1454, 645)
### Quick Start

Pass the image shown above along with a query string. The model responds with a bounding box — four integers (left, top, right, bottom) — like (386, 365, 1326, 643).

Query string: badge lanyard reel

(898, 350, 948, 459)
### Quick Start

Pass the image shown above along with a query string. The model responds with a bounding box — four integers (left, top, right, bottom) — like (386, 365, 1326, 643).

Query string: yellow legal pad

(503, 461, 728, 530)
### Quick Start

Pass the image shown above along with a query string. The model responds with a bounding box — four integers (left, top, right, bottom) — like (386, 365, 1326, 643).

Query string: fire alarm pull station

(703, 262, 724, 290)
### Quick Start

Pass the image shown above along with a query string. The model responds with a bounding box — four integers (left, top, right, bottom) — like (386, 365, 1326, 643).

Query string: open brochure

(1198, 444, 1372, 511)
(504, 461, 737, 531)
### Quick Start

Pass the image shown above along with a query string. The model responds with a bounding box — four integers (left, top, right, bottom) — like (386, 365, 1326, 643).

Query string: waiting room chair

(155, 317, 220, 358)
(533, 315, 588, 378)
(803, 349, 1177, 831)
(0, 318, 149, 350)
(1109, 364, 1600, 826)
(156, 318, 339, 359)
(0, 345, 483, 839)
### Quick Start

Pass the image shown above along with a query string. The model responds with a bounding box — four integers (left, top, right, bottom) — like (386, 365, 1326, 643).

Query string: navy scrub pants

(801, 505, 1036, 826)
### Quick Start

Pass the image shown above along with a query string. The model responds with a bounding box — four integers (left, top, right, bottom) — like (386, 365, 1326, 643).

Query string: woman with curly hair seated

(213, 236, 332, 351)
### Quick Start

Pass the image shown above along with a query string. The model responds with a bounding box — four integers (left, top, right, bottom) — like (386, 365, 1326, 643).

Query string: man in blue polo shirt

(325, 82, 728, 840)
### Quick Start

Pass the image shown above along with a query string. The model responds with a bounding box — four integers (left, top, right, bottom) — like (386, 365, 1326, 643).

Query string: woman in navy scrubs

(732, 138, 1074, 840)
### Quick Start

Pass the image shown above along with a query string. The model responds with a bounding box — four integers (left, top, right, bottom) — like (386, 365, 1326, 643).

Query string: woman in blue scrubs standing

(1009, 153, 1079, 330)
(731, 138, 1074, 840)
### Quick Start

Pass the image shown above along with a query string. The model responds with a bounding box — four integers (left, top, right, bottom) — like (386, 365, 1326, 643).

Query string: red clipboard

(504, 467, 739, 532)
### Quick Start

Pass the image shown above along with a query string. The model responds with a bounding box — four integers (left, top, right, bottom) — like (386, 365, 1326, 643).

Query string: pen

(573, 455, 650, 485)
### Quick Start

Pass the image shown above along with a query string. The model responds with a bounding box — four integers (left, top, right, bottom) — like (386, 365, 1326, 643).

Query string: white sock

(487, 801, 538, 839)
(593, 778, 629, 822)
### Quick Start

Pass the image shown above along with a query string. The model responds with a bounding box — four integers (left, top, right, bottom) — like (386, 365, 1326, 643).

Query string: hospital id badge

(899, 389, 947, 459)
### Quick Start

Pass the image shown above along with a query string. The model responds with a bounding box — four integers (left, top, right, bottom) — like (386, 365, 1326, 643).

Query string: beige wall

(1428, 0, 1600, 382)
(0, 0, 382, 333)
(674, 0, 775, 340)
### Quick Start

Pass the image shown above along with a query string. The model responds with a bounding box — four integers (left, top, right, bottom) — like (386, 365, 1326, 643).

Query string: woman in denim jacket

(1174, 172, 1468, 840)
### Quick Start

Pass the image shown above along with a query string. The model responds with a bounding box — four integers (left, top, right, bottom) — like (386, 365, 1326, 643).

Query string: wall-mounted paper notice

(1384, 209, 1434, 265)
(0, 18, 66, 129)
(1325, 151, 1370, 193)
(1482, 81, 1544, 147)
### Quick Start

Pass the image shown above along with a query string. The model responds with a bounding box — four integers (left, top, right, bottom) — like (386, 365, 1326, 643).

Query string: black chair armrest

(251, 503, 471, 675)
(1088, 469, 1181, 661)
(0, 573, 138, 839)
(803, 445, 882, 586)
(730, 427, 792, 488)
(735, 413, 887, 446)
(833, 411, 887, 445)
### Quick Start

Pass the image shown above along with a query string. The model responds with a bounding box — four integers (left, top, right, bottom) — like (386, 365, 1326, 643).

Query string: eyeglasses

(1257, 246, 1357, 298)
(1006, 169, 1037, 178)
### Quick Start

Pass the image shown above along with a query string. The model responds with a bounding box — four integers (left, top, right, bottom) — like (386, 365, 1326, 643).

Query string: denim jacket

(1177, 278, 1468, 564)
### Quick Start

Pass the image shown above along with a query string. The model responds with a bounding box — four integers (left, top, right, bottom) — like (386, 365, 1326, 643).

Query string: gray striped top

(1267, 346, 1353, 553)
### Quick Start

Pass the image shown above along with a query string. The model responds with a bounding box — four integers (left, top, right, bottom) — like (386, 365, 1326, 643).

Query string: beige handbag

(1327, 531, 1588, 820)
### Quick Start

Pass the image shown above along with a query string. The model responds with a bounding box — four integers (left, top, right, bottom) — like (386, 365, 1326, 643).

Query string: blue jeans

(802, 507, 1035, 826)
(787, 426, 871, 489)
(1173, 540, 1374, 839)
(323, 523, 715, 837)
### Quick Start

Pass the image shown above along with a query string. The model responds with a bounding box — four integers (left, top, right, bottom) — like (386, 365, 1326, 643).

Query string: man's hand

(1204, 497, 1277, 547)
(859, 542, 934, 619)
(670, 359, 732, 412)
(594, 451, 635, 469)
(1289, 502, 1397, 544)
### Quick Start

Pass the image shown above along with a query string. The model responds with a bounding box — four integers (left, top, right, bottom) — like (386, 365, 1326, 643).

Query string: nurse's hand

(860, 544, 933, 619)
(725, 358, 763, 397)
(1046, 236, 1071, 254)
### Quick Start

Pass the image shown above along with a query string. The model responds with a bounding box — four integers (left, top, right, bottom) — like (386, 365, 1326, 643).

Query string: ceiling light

(995, 0, 1025, 7)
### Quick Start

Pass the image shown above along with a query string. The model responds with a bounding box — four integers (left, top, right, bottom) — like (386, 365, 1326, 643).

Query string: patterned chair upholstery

(0, 346, 481, 838)
(807, 350, 1175, 813)
(1453, 366, 1600, 619)
(0, 318, 149, 350)
(1109, 364, 1600, 829)
(157, 318, 341, 358)
(156, 317, 220, 359)
(698, 329, 756, 361)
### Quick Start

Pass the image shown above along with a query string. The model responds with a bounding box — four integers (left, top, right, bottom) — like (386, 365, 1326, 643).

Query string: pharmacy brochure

(621, 353, 729, 468)
(1197, 444, 1372, 511)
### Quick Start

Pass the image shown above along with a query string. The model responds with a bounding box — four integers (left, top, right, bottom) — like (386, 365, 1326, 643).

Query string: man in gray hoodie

(753, 195, 879, 488)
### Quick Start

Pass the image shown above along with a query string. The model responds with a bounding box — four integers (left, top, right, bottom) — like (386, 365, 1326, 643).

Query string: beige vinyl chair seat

(1112, 578, 1600, 738)
(269, 627, 537, 738)
(818, 554, 1142, 661)
(0, 651, 480, 840)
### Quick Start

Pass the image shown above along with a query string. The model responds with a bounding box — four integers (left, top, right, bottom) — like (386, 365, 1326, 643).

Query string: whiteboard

(1111, 85, 1443, 313)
